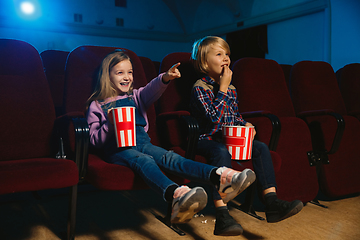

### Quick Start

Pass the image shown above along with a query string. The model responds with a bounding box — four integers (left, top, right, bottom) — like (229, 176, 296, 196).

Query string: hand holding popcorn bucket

(222, 125, 255, 160)
(111, 107, 136, 148)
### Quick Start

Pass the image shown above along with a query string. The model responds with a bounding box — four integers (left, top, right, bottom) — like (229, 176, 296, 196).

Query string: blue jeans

(197, 139, 277, 200)
(106, 127, 217, 201)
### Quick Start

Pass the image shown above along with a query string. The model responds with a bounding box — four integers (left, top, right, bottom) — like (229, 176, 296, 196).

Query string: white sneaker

(216, 167, 256, 203)
(171, 185, 208, 224)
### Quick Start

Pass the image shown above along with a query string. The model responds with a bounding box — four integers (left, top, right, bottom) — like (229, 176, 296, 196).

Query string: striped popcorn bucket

(111, 107, 136, 147)
(222, 126, 254, 160)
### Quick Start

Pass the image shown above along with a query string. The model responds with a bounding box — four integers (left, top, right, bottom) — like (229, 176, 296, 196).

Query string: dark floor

(1, 184, 359, 240)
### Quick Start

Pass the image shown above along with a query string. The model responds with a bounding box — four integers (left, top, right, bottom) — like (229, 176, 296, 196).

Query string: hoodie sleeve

(135, 72, 168, 110)
(86, 100, 114, 148)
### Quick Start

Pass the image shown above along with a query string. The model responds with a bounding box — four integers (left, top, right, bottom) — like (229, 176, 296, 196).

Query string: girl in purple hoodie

(85, 50, 255, 225)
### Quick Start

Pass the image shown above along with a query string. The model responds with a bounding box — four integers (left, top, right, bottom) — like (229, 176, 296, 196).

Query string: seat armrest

(54, 113, 89, 180)
(348, 110, 360, 119)
(297, 109, 336, 118)
(296, 109, 345, 155)
(240, 110, 281, 151)
(156, 111, 199, 160)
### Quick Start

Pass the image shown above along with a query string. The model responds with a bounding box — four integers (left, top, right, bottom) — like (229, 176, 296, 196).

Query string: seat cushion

(85, 154, 148, 191)
(0, 158, 78, 195)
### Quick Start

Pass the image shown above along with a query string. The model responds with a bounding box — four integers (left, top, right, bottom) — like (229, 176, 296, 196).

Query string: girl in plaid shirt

(190, 36, 303, 236)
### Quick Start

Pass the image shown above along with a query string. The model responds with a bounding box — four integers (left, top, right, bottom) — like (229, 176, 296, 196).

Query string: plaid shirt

(190, 76, 246, 140)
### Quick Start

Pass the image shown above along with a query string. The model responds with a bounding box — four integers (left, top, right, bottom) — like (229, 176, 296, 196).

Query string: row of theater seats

(0, 39, 80, 240)
(281, 62, 360, 122)
(40, 45, 360, 219)
(1, 38, 360, 239)
(156, 53, 360, 200)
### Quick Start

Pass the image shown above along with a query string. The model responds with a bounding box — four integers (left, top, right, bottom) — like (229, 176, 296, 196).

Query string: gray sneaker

(216, 167, 256, 203)
(171, 186, 208, 224)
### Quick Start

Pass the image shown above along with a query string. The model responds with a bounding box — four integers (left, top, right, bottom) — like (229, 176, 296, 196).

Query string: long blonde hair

(86, 50, 133, 110)
(191, 36, 230, 74)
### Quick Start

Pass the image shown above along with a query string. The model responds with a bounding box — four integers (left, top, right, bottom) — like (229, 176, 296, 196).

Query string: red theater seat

(231, 58, 319, 203)
(280, 64, 292, 91)
(156, 53, 283, 220)
(153, 60, 161, 74)
(336, 63, 360, 120)
(63, 45, 152, 190)
(290, 60, 360, 198)
(40, 50, 69, 116)
(0, 39, 79, 240)
(156, 52, 202, 159)
(63, 46, 188, 234)
(139, 56, 158, 83)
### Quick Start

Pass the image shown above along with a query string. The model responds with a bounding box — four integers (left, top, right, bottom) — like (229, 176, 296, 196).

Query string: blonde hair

(191, 36, 230, 74)
(86, 50, 133, 110)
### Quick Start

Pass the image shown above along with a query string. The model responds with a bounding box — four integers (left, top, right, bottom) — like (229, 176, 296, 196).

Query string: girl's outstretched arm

(137, 62, 181, 109)
(162, 62, 181, 83)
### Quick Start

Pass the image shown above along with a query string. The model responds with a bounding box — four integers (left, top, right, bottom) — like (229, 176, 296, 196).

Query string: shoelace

(220, 168, 236, 185)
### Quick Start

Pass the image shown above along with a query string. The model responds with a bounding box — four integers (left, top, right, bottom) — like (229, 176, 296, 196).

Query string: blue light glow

(15, 0, 42, 20)
(20, 2, 35, 15)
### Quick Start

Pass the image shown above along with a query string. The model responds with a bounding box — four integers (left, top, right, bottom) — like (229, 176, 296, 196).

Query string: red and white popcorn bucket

(111, 107, 136, 147)
(222, 125, 254, 160)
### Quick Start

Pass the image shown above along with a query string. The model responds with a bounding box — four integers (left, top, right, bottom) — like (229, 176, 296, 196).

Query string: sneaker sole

(171, 187, 208, 224)
(266, 201, 304, 223)
(222, 169, 256, 203)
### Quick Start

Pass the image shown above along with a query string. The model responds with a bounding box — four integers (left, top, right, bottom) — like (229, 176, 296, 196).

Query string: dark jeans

(197, 139, 277, 201)
(106, 127, 217, 201)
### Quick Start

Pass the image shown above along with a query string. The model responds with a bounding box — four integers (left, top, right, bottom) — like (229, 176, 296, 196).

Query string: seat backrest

(0, 39, 56, 160)
(291, 61, 360, 198)
(232, 57, 319, 202)
(153, 60, 160, 74)
(40, 50, 69, 116)
(155, 52, 203, 155)
(336, 63, 360, 116)
(139, 56, 158, 83)
(290, 61, 347, 115)
(280, 64, 292, 91)
(157, 52, 203, 114)
(64, 46, 147, 114)
(232, 58, 296, 118)
(64, 46, 159, 145)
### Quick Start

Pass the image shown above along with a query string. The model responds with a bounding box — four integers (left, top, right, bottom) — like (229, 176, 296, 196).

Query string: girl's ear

(203, 61, 209, 73)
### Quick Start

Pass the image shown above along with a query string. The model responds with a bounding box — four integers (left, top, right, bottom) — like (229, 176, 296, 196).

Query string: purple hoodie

(86, 73, 167, 148)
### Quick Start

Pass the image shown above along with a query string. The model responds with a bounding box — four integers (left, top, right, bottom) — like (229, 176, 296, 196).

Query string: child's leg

(142, 142, 254, 202)
(251, 140, 303, 222)
(142, 142, 218, 184)
(109, 147, 208, 223)
(196, 139, 232, 201)
(109, 148, 179, 200)
(196, 139, 249, 236)
(197, 139, 233, 167)
(251, 140, 277, 191)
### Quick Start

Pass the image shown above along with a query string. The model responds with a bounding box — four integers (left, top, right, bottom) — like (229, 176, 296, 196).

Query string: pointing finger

(171, 62, 181, 70)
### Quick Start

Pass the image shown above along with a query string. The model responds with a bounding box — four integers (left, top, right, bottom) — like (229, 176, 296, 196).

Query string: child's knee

(133, 154, 155, 166)
(218, 145, 231, 158)
(254, 140, 269, 152)
(210, 145, 232, 167)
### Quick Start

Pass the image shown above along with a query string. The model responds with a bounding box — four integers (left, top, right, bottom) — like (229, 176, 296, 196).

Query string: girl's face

(205, 44, 230, 81)
(109, 59, 133, 94)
